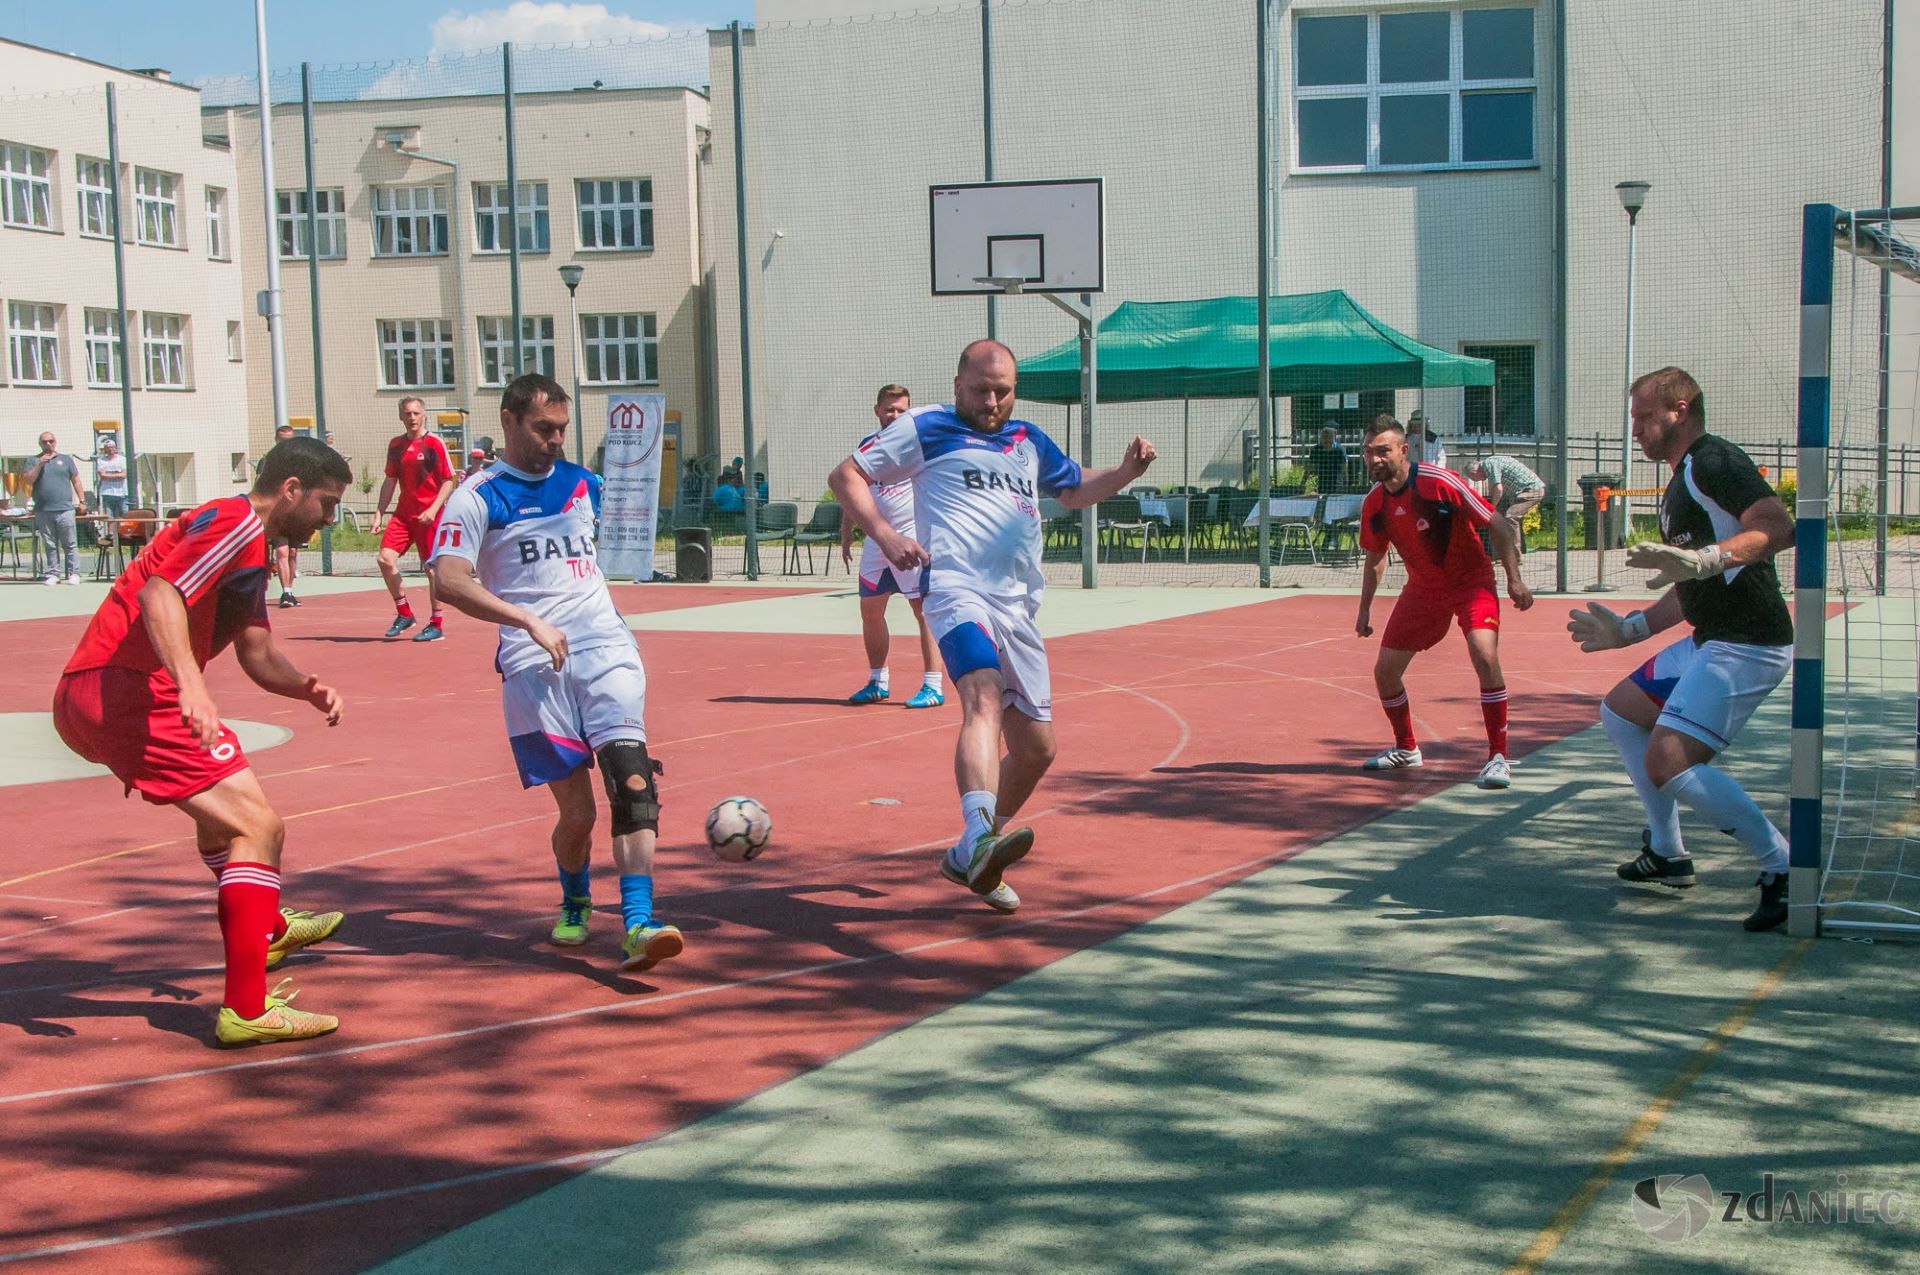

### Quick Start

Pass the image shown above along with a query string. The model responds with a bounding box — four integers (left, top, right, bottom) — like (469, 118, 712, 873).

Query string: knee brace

(597, 740, 662, 836)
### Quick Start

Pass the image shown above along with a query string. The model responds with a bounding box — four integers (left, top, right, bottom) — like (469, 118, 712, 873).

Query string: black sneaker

(1743, 872, 1789, 932)
(277, 591, 300, 608)
(1617, 848, 1697, 888)
(385, 614, 416, 638)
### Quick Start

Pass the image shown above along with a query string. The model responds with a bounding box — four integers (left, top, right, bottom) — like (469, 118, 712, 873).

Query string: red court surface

(0, 585, 1649, 1271)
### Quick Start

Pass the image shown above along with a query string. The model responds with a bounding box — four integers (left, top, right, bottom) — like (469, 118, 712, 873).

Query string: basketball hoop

(972, 275, 1030, 295)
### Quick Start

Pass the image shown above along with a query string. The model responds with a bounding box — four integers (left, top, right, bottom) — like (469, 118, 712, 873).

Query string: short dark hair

(502, 372, 570, 419)
(957, 339, 1015, 375)
(254, 436, 351, 493)
(1631, 366, 1705, 423)
(274, 424, 295, 437)
(1365, 414, 1405, 440)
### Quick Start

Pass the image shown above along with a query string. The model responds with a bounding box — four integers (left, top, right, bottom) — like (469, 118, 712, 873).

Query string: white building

(0, 38, 251, 510)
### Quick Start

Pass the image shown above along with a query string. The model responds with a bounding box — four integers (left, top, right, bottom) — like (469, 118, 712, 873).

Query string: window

(575, 178, 652, 251)
(1, 142, 52, 229)
(1293, 6, 1536, 171)
(142, 312, 188, 388)
(477, 315, 556, 386)
(377, 318, 455, 389)
(475, 181, 550, 253)
(275, 189, 346, 259)
(1462, 343, 1535, 436)
(7, 302, 61, 383)
(580, 312, 657, 384)
(133, 167, 180, 247)
(83, 308, 122, 387)
(226, 320, 243, 362)
(205, 187, 229, 260)
(77, 158, 114, 238)
(371, 184, 449, 257)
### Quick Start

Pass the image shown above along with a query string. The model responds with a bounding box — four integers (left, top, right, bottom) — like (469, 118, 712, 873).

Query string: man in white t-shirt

(840, 383, 943, 709)
(429, 372, 683, 975)
(94, 435, 128, 519)
(828, 339, 1156, 912)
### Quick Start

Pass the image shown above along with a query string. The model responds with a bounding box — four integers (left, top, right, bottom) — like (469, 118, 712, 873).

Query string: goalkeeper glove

(1568, 602, 1651, 653)
(1625, 541, 1727, 588)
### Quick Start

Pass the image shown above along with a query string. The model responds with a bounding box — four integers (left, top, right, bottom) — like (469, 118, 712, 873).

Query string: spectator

(1304, 426, 1347, 494)
(27, 430, 86, 585)
(1409, 410, 1448, 471)
(711, 471, 745, 515)
(754, 471, 770, 502)
(1467, 454, 1547, 554)
(94, 435, 128, 519)
(263, 424, 301, 608)
(465, 447, 489, 481)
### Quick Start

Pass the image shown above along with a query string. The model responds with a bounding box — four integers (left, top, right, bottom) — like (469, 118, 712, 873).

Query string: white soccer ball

(705, 796, 772, 862)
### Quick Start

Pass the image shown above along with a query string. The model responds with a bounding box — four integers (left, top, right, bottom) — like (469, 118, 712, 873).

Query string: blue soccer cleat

(904, 685, 944, 709)
(848, 679, 889, 705)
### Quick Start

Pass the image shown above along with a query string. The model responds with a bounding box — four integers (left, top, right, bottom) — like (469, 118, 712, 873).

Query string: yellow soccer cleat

(265, 907, 345, 970)
(620, 922, 685, 973)
(214, 979, 339, 1048)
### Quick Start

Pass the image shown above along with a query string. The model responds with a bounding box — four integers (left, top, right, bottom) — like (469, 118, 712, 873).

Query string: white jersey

(851, 404, 1082, 598)
(428, 459, 636, 677)
(856, 425, 918, 539)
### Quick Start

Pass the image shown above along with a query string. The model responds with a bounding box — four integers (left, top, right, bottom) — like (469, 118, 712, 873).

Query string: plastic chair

(1097, 494, 1156, 562)
(792, 502, 844, 575)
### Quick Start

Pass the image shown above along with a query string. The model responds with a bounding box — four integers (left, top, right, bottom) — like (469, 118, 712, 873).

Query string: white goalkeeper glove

(1567, 602, 1651, 653)
(1625, 541, 1727, 588)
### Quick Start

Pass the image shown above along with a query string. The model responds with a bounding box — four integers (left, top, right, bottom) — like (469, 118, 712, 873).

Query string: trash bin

(1577, 473, 1625, 549)
(674, 527, 712, 582)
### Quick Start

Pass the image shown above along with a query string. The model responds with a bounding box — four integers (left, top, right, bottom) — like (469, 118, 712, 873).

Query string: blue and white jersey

(856, 425, 918, 539)
(428, 459, 635, 677)
(852, 404, 1082, 598)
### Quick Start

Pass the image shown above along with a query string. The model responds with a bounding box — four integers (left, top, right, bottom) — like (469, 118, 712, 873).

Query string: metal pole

(1079, 295, 1097, 589)
(982, 0, 995, 342)
(104, 83, 138, 508)
(1873, 0, 1893, 595)
(730, 21, 760, 578)
(1620, 208, 1639, 538)
(1183, 393, 1191, 565)
(504, 42, 525, 376)
(568, 287, 584, 465)
(254, 0, 290, 439)
(1552, 0, 1568, 592)
(302, 63, 332, 572)
(1255, 0, 1273, 588)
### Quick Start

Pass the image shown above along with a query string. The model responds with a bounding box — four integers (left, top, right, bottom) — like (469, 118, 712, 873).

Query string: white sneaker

(41, 575, 58, 586)
(1477, 754, 1513, 789)
(1362, 747, 1423, 771)
(64, 573, 81, 585)
(981, 881, 1020, 912)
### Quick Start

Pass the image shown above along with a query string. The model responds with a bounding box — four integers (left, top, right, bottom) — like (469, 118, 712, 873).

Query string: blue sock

(619, 874, 654, 930)
(558, 862, 591, 902)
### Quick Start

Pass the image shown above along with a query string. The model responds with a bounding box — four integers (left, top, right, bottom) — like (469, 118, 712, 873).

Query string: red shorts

(1382, 580, 1501, 653)
(54, 666, 250, 805)
(381, 511, 438, 565)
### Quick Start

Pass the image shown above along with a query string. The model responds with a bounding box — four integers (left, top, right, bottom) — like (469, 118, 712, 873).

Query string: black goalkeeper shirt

(1660, 434, 1793, 648)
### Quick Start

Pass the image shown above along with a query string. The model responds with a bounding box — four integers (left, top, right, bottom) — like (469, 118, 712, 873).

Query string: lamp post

(559, 263, 585, 466)
(1615, 179, 1650, 539)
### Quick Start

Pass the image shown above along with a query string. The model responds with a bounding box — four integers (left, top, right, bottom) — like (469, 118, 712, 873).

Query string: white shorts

(924, 587, 1051, 721)
(858, 539, 923, 597)
(501, 642, 647, 787)
(1628, 635, 1790, 752)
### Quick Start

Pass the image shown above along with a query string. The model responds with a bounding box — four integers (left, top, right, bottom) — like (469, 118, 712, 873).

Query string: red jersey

(63, 496, 270, 676)
(1359, 463, 1497, 590)
(385, 431, 454, 518)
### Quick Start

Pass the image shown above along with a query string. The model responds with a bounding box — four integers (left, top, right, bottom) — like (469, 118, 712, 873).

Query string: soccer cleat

(412, 622, 444, 643)
(1744, 872, 1789, 932)
(550, 896, 593, 946)
(904, 685, 945, 709)
(265, 907, 345, 970)
(277, 591, 300, 608)
(947, 826, 1034, 897)
(384, 614, 416, 638)
(214, 979, 339, 1048)
(1617, 847, 1697, 888)
(1476, 754, 1513, 789)
(939, 855, 1020, 912)
(1362, 747, 1423, 771)
(620, 922, 685, 972)
(847, 679, 890, 705)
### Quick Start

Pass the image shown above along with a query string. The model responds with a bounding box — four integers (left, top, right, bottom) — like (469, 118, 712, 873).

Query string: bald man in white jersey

(829, 339, 1155, 911)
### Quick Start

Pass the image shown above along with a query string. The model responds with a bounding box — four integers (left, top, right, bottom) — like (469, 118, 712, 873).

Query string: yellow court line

(1504, 939, 1810, 1275)
(257, 756, 373, 781)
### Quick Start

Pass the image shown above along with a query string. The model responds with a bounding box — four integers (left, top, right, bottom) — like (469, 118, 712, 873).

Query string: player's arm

(1483, 510, 1533, 611)
(137, 577, 222, 747)
(373, 475, 398, 532)
(839, 501, 858, 565)
(231, 626, 341, 725)
(1056, 438, 1156, 510)
(430, 555, 570, 669)
(828, 458, 926, 571)
(1356, 548, 1387, 638)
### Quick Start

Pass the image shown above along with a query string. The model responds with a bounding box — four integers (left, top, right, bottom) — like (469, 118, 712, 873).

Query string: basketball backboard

(929, 178, 1104, 296)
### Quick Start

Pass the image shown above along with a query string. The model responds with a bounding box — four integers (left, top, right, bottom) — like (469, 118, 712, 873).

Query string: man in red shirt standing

(53, 437, 353, 1047)
(1354, 416, 1533, 788)
(375, 397, 457, 642)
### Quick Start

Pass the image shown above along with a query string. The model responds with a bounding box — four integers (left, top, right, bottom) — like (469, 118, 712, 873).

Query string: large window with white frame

(575, 178, 652, 252)
(76, 158, 114, 239)
(141, 312, 188, 389)
(580, 313, 657, 385)
(275, 189, 346, 259)
(477, 316, 556, 386)
(83, 308, 123, 388)
(371, 184, 449, 257)
(1293, 6, 1536, 172)
(7, 302, 62, 384)
(377, 318, 455, 389)
(475, 181, 549, 253)
(1, 142, 53, 230)
(205, 187, 230, 260)
(133, 167, 181, 247)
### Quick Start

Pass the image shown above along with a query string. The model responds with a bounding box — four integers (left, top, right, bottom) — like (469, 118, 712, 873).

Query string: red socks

(395, 597, 414, 619)
(217, 863, 282, 1019)
(1480, 685, 1509, 758)
(1380, 691, 1417, 751)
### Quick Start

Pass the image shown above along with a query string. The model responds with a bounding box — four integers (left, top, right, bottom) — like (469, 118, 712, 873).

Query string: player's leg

(502, 661, 599, 944)
(377, 516, 415, 636)
(1601, 667, 1693, 888)
(997, 709, 1057, 826)
(275, 542, 300, 608)
(1459, 593, 1511, 787)
(903, 595, 945, 708)
(544, 765, 598, 945)
(412, 527, 445, 641)
(850, 590, 893, 703)
(1366, 644, 1423, 769)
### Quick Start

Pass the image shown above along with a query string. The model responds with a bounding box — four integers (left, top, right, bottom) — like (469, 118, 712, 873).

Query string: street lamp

(559, 263, 585, 466)
(1615, 180, 1650, 538)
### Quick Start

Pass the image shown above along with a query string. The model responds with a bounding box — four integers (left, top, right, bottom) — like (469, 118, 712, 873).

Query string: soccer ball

(705, 796, 772, 862)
